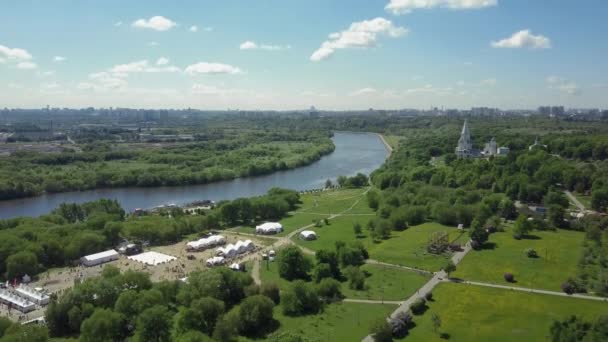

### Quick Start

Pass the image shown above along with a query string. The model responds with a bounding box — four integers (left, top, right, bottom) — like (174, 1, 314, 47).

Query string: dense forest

(0, 123, 333, 200)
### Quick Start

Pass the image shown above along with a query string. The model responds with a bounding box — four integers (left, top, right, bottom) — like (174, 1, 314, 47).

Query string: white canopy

(81, 249, 119, 267)
(128, 251, 176, 266)
(256, 222, 283, 234)
(15, 285, 50, 305)
(206, 256, 225, 266)
(216, 240, 255, 258)
(186, 235, 226, 251)
(300, 230, 317, 240)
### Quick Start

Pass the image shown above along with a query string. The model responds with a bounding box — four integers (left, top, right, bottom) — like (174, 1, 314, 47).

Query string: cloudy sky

(1, 0, 607, 110)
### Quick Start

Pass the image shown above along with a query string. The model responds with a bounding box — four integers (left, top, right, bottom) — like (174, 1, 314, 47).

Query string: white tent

(0, 289, 35, 313)
(128, 251, 176, 266)
(186, 235, 226, 251)
(206, 256, 225, 266)
(255, 222, 283, 234)
(15, 285, 50, 305)
(81, 249, 119, 267)
(300, 230, 317, 240)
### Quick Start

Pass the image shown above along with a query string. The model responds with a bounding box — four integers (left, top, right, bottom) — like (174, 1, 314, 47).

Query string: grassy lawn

(368, 223, 465, 271)
(342, 264, 430, 301)
(453, 227, 585, 291)
(402, 283, 608, 342)
(573, 192, 592, 209)
(293, 214, 375, 252)
(383, 135, 402, 149)
(260, 302, 396, 342)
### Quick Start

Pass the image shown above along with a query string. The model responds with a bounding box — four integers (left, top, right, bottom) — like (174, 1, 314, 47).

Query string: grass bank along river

(0, 132, 389, 219)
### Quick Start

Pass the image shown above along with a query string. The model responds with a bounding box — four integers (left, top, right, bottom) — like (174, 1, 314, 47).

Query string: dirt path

(564, 190, 586, 211)
(377, 133, 394, 154)
(251, 258, 261, 285)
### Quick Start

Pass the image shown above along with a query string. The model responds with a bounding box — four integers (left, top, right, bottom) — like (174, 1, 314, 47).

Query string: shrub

(410, 298, 426, 315)
(561, 278, 586, 295)
(424, 292, 433, 301)
(390, 311, 413, 338)
(344, 266, 365, 290)
(281, 281, 322, 316)
(526, 248, 538, 258)
(316, 278, 342, 302)
(504, 272, 514, 283)
(261, 282, 280, 304)
(369, 318, 393, 342)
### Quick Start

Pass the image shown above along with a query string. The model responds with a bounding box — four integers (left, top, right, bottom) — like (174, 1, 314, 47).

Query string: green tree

(6, 251, 38, 280)
(353, 222, 363, 237)
(79, 308, 125, 342)
(238, 295, 275, 336)
(281, 280, 321, 316)
(344, 266, 365, 290)
(317, 278, 342, 301)
(134, 305, 173, 342)
(175, 297, 225, 335)
(277, 246, 311, 281)
(443, 261, 456, 277)
(213, 308, 240, 342)
(513, 214, 532, 239)
(369, 317, 392, 342)
(591, 189, 608, 211)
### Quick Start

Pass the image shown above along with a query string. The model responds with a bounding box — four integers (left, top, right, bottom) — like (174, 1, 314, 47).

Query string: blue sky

(1, 0, 607, 110)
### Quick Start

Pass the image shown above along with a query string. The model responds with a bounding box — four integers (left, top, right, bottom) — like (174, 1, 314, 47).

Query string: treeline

(0, 127, 334, 200)
(0, 188, 300, 281)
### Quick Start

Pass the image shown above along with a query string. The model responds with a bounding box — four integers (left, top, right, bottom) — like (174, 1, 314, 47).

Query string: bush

(277, 246, 311, 281)
(369, 318, 393, 342)
(261, 282, 280, 304)
(410, 298, 426, 315)
(312, 263, 332, 283)
(344, 266, 365, 290)
(389, 311, 413, 338)
(238, 295, 275, 336)
(317, 278, 342, 302)
(561, 278, 586, 295)
(504, 272, 515, 283)
(526, 248, 538, 258)
(281, 280, 322, 316)
(424, 292, 433, 301)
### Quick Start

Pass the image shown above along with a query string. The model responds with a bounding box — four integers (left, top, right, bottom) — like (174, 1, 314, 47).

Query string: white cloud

(404, 84, 453, 95)
(148, 41, 160, 47)
(350, 87, 378, 96)
(0, 44, 33, 60)
(114, 21, 123, 27)
(480, 78, 497, 86)
(189, 25, 198, 32)
(0, 57, 5, 63)
(386, 0, 497, 15)
(191, 84, 239, 96)
(16, 61, 37, 69)
(203, 27, 214, 32)
(310, 17, 407, 61)
(240, 41, 289, 51)
(491, 30, 551, 49)
(41, 70, 55, 76)
(156, 57, 169, 66)
(185, 62, 242, 75)
(132, 16, 176, 31)
(546, 76, 580, 95)
(79, 72, 128, 91)
(53, 56, 66, 62)
(109, 60, 180, 74)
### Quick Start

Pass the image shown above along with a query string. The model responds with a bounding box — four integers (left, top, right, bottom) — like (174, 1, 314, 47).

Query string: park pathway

(564, 190, 586, 211)
(362, 242, 472, 342)
(450, 279, 608, 302)
(343, 298, 402, 305)
(251, 258, 261, 285)
(365, 259, 433, 276)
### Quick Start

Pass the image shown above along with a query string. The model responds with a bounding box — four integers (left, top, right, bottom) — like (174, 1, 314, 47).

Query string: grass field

(341, 264, 430, 301)
(231, 188, 370, 236)
(383, 135, 402, 149)
(453, 227, 585, 291)
(293, 214, 375, 252)
(262, 302, 396, 342)
(573, 192, 592, 209)
(402, 283, 608, 342)
(368, 223, 465, 271)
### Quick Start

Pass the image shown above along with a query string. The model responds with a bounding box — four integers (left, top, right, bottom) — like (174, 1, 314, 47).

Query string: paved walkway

(343, 298, 402, 305)
(564, 190, 586, 211)
(362, 242, 472, 342)
(452, 279, 608, 302)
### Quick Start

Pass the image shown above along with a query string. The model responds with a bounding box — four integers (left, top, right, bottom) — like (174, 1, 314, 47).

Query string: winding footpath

(564, 190, 586, 211)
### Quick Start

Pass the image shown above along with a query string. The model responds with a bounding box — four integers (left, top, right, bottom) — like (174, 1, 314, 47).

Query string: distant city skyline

(1, 0, 607, 110)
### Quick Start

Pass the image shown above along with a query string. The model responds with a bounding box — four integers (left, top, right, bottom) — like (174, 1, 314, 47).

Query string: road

(564, 190, 586, 211)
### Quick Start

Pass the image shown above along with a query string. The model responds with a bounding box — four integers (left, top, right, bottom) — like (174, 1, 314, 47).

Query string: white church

(455, 120, 509, 158)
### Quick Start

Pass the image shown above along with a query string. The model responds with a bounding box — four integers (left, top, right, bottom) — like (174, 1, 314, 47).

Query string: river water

(0, 132, 389, 219)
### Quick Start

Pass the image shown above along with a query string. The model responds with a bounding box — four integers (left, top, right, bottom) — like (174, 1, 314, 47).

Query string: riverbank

(0, 132, 389, 219)
(377, 133, 394, 154)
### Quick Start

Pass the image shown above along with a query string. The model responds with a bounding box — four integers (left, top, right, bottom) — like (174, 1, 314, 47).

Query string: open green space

(368, 223, 465, 271)
(293, 214, 375, 251)
(383, 135, 402, 149)
(453, 226, 585, 291)
(252, 302, 396, 342)
(232, 188, 370, 236)
(573, 192, 592, 209)
(402, 283, 608, 342)
(341, 264, 430, 301)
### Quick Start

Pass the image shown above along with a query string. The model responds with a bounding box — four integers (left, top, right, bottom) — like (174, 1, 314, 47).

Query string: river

(0, 132, 389, 219)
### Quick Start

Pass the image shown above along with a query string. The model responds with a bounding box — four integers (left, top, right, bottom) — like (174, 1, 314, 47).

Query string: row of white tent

(186, 235, 226, 251)
(81, 249, 120, 267)
(15, 285, 50, 305)
(0, 289, 36, 313)
(216, 240, 255, 258)
(255, 222, 283, 235)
